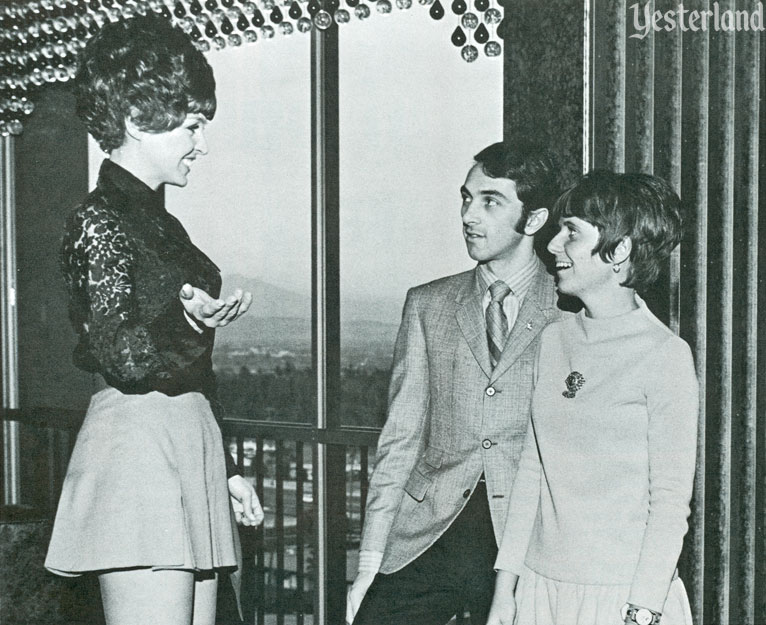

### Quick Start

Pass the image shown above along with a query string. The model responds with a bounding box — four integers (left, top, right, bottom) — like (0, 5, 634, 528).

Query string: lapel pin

(526, 322, 533, 331)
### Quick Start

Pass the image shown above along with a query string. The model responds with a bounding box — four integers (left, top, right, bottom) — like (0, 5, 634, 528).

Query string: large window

(338, 10, 503, 427)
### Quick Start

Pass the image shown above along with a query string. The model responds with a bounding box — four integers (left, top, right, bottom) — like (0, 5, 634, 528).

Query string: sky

(89, 6, 503, 303)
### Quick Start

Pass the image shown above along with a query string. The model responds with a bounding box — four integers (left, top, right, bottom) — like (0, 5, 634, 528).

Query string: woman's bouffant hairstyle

(473, 139, 561, 216)
(74, 15, 216, 152)
(554, 170, 683, 292)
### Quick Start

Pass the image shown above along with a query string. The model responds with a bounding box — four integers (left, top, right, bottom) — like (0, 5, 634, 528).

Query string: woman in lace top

(45, 16, 262, 625)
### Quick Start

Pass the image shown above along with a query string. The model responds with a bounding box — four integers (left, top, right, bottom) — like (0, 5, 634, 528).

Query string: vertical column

(624, 0, 654, 175)
(730, 1, 759, 621)
(678, 4, 710, 622)
(652, 0, 683, 332)
(311, 23, 346, 625)
(503, 0, 585, 183)
(591, 0, 626, 170)
(12, 85, 90, 511)
(1, 135, 20, 506)
(704, 2, 736, 622)
(756, 25, 766, 625)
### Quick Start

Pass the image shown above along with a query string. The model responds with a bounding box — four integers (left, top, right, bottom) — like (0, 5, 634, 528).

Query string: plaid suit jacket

(360, 258, 562, 573)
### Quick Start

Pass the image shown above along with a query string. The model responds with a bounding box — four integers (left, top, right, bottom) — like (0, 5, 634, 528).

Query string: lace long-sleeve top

(62, 159, 222, 399)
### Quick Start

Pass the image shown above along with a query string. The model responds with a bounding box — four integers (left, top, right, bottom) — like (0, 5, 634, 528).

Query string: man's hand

(345, 571, 376, 624)
(228, 475, 264, 527)
(179, 284, 253, 332)
(345, 550, 383, 624)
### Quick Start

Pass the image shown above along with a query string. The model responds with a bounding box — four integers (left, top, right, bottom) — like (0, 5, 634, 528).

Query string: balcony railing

(1, 407, 380, 625)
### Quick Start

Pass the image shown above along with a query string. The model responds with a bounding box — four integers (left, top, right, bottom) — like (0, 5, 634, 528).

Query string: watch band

(622, 604, 661, 625)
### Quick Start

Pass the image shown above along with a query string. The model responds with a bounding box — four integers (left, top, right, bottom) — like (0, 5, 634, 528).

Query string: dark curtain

(590, 1, 763, 623)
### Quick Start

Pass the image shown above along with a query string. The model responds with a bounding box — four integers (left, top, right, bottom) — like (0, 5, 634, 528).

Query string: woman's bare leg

(191, 571, 218, 625)
(99, 568, 194, 625)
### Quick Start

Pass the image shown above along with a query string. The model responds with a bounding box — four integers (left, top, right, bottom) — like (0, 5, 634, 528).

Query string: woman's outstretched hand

(179, 284, 253, 332)
(228, 475, 265, 527)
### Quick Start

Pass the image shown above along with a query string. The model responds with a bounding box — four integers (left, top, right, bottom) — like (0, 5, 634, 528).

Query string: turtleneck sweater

(494, 298, 698, 613)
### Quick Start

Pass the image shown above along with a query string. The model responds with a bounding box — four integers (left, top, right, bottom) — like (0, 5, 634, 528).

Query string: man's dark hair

(473, 139, 561, 217)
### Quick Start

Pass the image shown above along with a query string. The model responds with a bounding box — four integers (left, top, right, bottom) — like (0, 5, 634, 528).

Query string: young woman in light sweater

(486, 171, 698, 625)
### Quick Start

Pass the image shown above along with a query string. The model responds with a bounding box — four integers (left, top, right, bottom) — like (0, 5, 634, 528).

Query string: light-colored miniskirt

(45, 387, 238, 576)
(514, 565, 693, 625)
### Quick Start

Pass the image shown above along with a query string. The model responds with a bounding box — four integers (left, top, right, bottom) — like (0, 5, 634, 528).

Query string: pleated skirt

(514, 566, 693, 625)
(45, 387, 238, 576)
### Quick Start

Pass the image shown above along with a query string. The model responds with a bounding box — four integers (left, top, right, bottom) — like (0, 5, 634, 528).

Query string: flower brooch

(562, 371, 585, 399)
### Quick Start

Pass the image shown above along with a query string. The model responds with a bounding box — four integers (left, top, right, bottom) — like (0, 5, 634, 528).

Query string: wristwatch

(620, 603, 661, 625)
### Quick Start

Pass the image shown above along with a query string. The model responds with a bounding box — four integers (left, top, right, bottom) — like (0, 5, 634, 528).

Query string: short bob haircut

(74, 15, 216, 153)
(554, 170, 683, 292)
(473, 139, 561, 217)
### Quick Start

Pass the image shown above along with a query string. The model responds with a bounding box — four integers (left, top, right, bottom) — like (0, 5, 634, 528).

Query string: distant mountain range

(216, 275, 402, 358)
(221, 274, 404, 325)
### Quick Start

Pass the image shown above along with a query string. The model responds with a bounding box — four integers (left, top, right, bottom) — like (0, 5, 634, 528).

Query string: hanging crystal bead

(334, 8, 350, 22)
(270, 6, 283, 22)
(460, 11, 477, 28)
(461, 44, 478, 62)
(314, 8, 332, 26)
(451, 25, 465, 45)
(428, 0, 444, 19)
(474, 22, 489, 43)
(451, 0, 466, 14)
(484, 7, 500, 23)
(484, 40, 501, 56)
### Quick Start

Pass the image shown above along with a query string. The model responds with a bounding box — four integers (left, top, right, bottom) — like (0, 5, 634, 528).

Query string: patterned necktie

(486, 280, 512, 369)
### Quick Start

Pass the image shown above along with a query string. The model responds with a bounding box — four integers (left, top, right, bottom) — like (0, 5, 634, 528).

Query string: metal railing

(1, 407, 380, 625)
